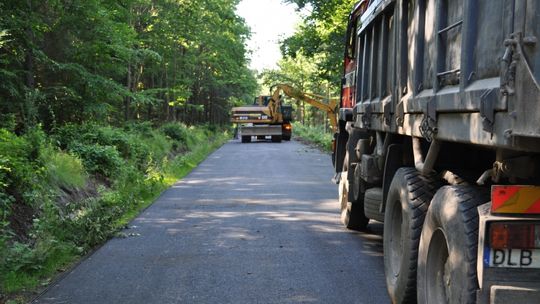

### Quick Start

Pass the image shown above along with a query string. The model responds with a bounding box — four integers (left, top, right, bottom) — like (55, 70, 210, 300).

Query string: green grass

(42, 148, 87, 189)
(292, 122, 333, 152)
(2, 242, 75, 293)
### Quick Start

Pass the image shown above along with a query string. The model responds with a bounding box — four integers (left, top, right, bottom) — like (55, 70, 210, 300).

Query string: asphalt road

(34, 139, 389, 304)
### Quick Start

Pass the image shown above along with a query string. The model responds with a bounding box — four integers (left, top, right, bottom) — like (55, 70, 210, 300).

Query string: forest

(1, 0, 258, 128)
(0, 0, 356, 301)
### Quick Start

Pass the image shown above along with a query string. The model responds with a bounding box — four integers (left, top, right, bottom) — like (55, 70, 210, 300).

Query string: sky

(236, 0, 302, 72)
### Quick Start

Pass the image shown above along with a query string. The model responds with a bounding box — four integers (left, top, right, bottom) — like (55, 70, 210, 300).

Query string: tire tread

(386, 167, 443, 303)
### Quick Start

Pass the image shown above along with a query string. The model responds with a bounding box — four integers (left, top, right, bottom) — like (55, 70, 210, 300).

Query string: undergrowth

(292, 122, 333, 152)
(0, 123, 229, 303)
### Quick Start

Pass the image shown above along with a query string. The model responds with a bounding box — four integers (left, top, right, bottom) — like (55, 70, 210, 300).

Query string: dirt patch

(56, 178, 101, 208)
(8, 198, 34, 243)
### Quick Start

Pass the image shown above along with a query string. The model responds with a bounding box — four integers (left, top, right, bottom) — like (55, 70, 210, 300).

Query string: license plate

(489, 248, 540, 268)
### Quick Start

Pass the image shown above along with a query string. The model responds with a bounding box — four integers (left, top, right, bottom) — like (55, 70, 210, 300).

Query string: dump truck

(332, 0, 540, 303)
(231, 95, 293, 143)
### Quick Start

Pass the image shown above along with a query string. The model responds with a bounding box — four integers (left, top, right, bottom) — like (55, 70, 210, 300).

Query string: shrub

(161, 123, 188, 142)
(139, 131, 171, 161)
(70, 144, 124, 178)
(51, 123, 95, 150)
(65, 196, 123, 247)
(124, 121, 154, 136)
(0, 129, 45, 211)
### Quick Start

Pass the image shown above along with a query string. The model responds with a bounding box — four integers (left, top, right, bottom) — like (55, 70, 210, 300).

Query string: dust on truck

(332, 0, 540, 303)
(231, 95, 292, 143)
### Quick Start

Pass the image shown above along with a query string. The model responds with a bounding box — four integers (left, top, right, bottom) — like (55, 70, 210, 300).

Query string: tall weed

(41, 147, 87, 189)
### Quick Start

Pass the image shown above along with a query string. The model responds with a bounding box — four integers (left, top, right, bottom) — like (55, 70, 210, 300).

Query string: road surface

(34, 139, 389, 304)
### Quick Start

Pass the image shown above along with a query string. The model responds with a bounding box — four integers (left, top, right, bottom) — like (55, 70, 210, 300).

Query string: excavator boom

(270, 84, 338, 132)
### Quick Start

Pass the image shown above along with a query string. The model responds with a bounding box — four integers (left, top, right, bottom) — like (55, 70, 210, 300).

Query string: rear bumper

(477, 281, 540, 304)
(476, 203, 540, 303)
(239, 125, 282, 136)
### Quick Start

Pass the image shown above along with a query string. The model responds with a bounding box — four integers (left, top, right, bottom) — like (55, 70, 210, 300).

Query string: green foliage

(53, 123, 170, 174)
(0, 128, 47, 223)
(161, 123, 188, 143)
(41, 148, 87, 189)
(282, 0, 357, 83)
(0, 0, 257, 129)
(292, 122, 333, 151)
(1, 236, 79, 293)
(70, 144, 124, 178)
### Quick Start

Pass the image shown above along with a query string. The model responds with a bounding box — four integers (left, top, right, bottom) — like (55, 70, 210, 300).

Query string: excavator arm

(270, 84, 338, 132)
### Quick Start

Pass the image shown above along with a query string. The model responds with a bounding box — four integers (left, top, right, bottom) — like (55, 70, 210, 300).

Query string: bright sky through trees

(236, 0, 302, 71)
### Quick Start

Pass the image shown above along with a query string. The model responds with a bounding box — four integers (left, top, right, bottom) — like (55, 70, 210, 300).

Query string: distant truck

(231, 95, 292, 143)
(231, 84, 339, 143)
(332, 0, 540, 303)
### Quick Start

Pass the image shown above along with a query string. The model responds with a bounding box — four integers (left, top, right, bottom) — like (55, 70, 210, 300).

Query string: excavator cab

(254, 96, 272, 106)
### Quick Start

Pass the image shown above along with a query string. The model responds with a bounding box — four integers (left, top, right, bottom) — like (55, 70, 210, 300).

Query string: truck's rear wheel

(339, 153, 369, 230)
(241, 136, 251, 143)
(383, 167, 441, 303)
(417, 186, 487, 304)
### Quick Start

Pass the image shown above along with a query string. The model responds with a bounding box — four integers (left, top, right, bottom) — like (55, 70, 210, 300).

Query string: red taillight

(490, 222, 540, 249)
(284, 124, 292, 130)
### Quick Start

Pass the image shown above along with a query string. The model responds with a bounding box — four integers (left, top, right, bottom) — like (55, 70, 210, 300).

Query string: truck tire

(241, 136, 251, 143)
(417, 186, 488, 304)
(339, 153, 369, 230)
(283, 135, 291, 141)
(364, 187, 385, 222)
(383, 167, 442, 304)
(352, 163, 363, 202)
(271, 135, 282, 142)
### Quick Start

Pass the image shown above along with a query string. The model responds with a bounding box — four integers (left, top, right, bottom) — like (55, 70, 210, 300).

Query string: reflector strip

(492, 186, 540, 214)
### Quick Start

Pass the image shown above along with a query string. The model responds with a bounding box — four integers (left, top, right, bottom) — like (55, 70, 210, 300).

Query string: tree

(281, 0, 357, 85)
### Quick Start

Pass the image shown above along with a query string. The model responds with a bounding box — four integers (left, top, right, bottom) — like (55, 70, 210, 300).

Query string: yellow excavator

(231, 84, 338, 143)
(269, 84, 338, 132)
(231, 95, 293, 143)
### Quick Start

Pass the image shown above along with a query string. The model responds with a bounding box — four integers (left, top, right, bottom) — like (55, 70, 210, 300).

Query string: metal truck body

(333, 0, 540, 303)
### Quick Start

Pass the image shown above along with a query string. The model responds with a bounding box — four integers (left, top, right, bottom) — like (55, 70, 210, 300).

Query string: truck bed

(351, 0, 540, 152)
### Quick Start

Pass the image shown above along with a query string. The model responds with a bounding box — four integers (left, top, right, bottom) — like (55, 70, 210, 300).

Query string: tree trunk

(124, 63, 132, 121)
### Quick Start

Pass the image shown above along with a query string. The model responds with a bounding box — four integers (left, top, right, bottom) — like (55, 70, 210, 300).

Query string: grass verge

(292, 122, 333, 152)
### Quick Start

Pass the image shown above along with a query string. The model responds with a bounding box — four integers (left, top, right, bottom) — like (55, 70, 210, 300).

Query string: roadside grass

(0, 124, 230, 303)
(292, 122, 333, 152)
